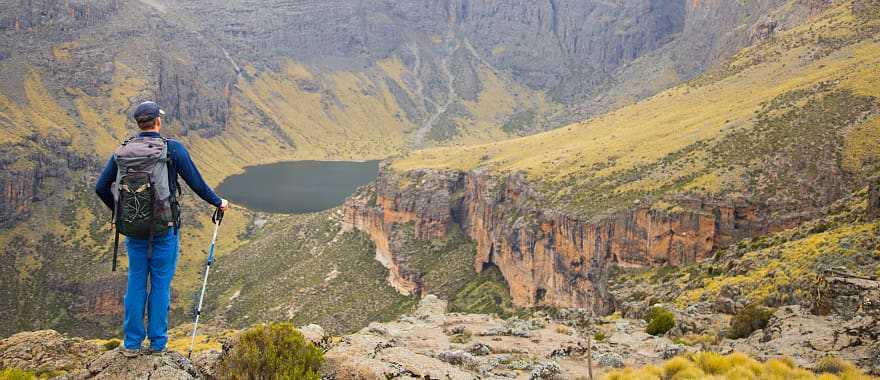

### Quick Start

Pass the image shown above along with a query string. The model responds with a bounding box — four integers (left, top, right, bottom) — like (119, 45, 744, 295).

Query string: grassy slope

(205, 211, 513, 335)
(205, 210, 416, 334)
(392, 1, 880, 219)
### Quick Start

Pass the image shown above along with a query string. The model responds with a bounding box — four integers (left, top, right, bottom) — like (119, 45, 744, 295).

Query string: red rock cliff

(343, 167, 782, 313)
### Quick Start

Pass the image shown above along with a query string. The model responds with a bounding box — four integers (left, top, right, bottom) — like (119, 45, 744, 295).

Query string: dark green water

(217, 160, 380, 214)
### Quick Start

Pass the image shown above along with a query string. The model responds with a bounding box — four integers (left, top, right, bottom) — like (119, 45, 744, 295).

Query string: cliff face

(343, 168, 788, 313)
(0, 167, 40, 229)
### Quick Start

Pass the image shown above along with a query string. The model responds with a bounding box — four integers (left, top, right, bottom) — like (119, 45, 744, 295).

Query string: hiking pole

(188, 208, 224, 359)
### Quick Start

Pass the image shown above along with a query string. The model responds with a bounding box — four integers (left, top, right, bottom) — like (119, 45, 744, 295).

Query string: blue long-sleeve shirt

(95, 131, 223, 213)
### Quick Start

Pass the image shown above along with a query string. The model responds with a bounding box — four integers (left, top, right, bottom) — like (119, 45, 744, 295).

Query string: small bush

(815, 356, 855, 375)
(0, 369, 35, 380)
(593, 332, 607, 342)
(449, 330, 472, 344)
(643, 306, 667, 323)
(102, 339, 121, 350)
(219, 322, 324, 380)
(645, 307, 675, 336)
(728, 304, 774, 339)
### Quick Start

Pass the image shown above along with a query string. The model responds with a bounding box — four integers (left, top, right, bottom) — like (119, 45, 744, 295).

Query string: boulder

(528, 361, 561, 379)
(465, 342, 491, 356)
(190, 350, 222, 379)
(820, 276, 880, 319)
(436, 350, 479, 369)
(414, 295, 447, 317)
(724, 305, 878, 373)
(596, 352, 625, 368)
(298, 324, 326, 345)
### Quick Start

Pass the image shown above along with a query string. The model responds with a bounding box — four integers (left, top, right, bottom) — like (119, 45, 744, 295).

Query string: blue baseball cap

(133, 101, 165, 122)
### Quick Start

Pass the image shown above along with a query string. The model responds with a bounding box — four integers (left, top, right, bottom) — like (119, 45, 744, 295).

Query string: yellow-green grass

(602, 352, 876, 380)
(607, 185, 878, 317)
(392, 1, 880, 214)
(676, 220, 880, 307)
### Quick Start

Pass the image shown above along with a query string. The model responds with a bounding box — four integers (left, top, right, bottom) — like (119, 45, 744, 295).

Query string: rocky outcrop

(751, 16, 778, 42)
(343, 168, 776, 313)
(0, 330, 101, 375)
(724, 305, 880, 374)
(81, 349, 203, 380)
(818, 274, 880, 319)
(323, 296, 576, 379)
(0, 329, 210, 379)
(323, 295, 697, 379)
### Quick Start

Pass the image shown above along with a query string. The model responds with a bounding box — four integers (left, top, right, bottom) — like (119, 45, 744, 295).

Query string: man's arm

(170, 141, 224, 208)
(95, 156, 117, 211)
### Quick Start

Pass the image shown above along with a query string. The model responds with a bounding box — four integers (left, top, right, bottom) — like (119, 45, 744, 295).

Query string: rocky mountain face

(341, 167, 801, 314)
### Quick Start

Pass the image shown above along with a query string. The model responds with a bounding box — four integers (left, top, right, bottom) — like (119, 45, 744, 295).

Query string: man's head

(133, 101, 166, 131)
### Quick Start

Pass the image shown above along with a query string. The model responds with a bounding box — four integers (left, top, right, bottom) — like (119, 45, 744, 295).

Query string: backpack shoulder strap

(163, 138, 183, 196)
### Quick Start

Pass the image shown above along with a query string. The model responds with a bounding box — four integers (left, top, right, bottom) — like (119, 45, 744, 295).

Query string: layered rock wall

(0, 167, 40, 228)
(343, 168, 777, 313)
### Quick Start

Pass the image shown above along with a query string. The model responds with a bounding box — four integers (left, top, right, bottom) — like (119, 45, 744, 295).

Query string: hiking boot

(120, 347, 141, 358)
(145, 347, 167, 356)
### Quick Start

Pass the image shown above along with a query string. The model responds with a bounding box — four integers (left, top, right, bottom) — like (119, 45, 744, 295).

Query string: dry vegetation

(392, 1, 880, 218)
(602, 352, 876, 380)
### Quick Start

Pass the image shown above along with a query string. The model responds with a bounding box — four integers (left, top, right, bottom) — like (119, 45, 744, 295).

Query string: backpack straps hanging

(111, 151, 122, 272)
(112, 202, 121, 272)
(164, 138, 182, 231)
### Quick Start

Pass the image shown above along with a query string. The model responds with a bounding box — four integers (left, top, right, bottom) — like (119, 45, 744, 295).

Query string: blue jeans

(123, 230, 180, 350)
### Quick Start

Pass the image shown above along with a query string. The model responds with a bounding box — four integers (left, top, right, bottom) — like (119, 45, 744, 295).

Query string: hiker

(95, 101, 230, 356)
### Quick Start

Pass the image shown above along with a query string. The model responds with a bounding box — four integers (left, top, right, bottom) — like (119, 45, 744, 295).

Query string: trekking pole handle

(212, 208, 224, 225)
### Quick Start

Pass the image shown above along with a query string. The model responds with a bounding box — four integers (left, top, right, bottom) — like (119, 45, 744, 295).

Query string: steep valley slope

(202, 0, 880, 348)
(347, 0, 880, 315)
(0, 0, 817, 338)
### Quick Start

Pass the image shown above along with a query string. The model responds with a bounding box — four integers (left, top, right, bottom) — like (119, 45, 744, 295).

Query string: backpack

(110, 136, 180, 271)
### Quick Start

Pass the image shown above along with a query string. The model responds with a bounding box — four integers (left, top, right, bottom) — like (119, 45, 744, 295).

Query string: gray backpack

(111, 136, 180, 270)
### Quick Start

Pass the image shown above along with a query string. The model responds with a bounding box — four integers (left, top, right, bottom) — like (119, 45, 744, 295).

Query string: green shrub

(593, 332, 607, 342)
(0, 368, 36, 380)
(219, 322, 324, 380)
(815, 356, 855, 374)
(449, 329, 472, 344)
(728, 305, 774, 339)
(643, 306, 664, 323)
(102, 339, 121, 350)
(645, 307, 675, 336)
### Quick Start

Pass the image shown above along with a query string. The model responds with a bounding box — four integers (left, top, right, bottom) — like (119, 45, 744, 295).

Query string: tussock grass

(603, 352, 876, 380)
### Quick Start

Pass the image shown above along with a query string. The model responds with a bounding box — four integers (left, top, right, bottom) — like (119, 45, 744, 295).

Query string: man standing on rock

(95, 101, 229, 356)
